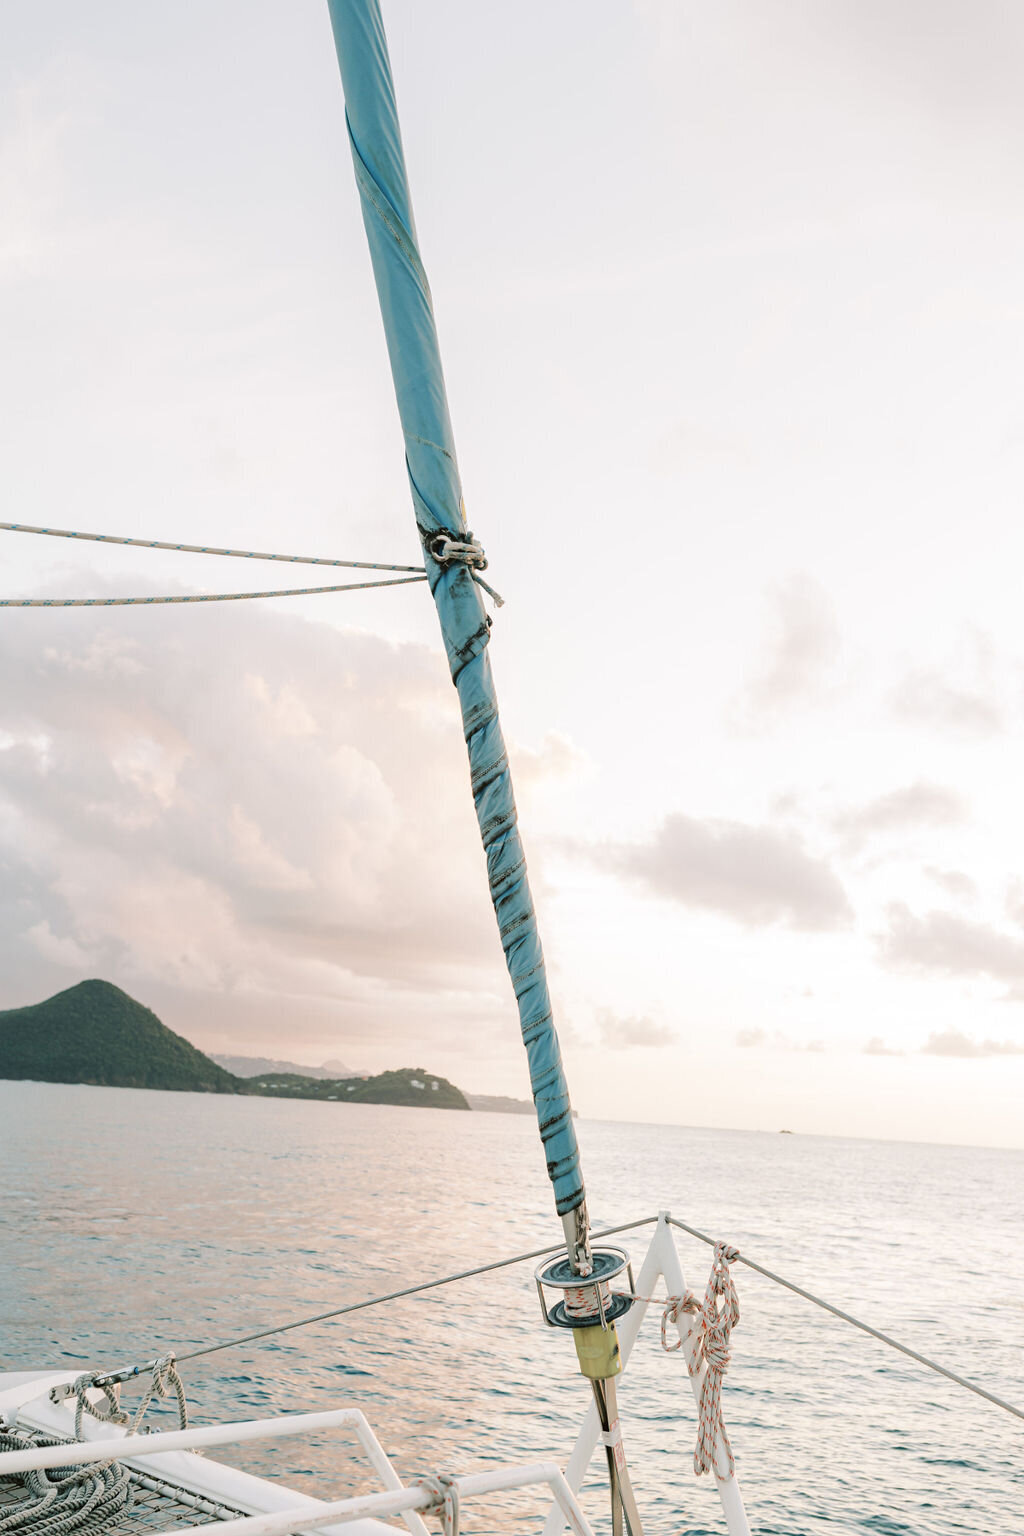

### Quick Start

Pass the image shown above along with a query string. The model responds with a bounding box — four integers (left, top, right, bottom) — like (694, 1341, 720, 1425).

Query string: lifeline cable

(665, 1216, 1022, 1423)
(73, 1212, 1023, 1425)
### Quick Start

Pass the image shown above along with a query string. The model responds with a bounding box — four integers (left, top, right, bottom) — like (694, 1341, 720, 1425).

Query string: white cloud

(595, 1009, 675, 1050)
(606, 812, 850, 932)
(733, 574, 840, 727)
(0, 601, 516, 1056)
(736, 1027, 825, 1052)
(878, 903, 1024, 993)
(921, 1030, 1024, 1059)
(832, 781, 966, 841)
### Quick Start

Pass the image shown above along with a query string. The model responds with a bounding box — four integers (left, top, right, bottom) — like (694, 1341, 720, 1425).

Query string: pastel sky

(2, 2, 1024, 1147)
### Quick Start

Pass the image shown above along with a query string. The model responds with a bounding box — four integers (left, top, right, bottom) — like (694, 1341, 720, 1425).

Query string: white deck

(0, 1371, 397, 1536)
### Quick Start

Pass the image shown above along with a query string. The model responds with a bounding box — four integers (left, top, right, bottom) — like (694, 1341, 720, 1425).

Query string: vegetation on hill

(244, 1066, 469, 1109)
(0, 982, 470, 1109)
(0, 979, 239, 1093)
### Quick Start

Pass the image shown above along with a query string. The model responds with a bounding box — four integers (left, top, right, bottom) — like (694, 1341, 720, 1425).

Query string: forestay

(325, 0, 585, 1230)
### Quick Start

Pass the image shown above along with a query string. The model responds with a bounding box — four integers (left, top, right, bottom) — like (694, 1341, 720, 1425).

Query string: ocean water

(0, 1081, 1020, 1536)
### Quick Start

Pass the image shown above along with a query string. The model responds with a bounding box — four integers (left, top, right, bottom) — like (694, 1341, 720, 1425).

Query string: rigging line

(666, 1216, 1023, 1424)
(173, 1217, 661, 1366)
(0, 577, 429, 608)
(0, 521, 426, 575)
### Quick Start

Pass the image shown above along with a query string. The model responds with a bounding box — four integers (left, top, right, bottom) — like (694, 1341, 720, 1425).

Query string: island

(0, 980, 468, 1109)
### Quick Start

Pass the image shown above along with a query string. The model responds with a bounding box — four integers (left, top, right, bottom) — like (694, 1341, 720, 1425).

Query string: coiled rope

(0, 1432, 132, 1536)
(657, 1242, 740, 1480)
(0, 1357, 188, 1536)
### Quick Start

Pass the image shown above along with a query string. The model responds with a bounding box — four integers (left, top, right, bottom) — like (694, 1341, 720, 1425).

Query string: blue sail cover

(326, 0, 584, 1215)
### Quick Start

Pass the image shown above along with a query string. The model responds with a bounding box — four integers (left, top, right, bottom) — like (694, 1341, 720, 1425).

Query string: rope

(73, 1355, 188, 1443)
(428, 532, 504, 607)
(687, 1243, 739, 1480)
(0, 522, 425, 574)
(416, 1474, 460, 1536)
(0, 1433, 133, 1536)
(0, 1358, 195, 1536)
(665, 1216, 1024, 1424)
(562, 1281, 613, 1321)
(0, 576, 429, 607)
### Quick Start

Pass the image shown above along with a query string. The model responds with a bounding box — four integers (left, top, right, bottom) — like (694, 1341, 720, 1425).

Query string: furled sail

(326, 0, 587, 1235)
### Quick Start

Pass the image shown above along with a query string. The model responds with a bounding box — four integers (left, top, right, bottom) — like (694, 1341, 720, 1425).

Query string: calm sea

(1, 1081, 1020, 1536)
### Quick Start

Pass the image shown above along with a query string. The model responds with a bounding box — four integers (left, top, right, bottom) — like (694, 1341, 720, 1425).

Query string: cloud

(734, 574, 840, 726)
(832, 781, 966, 841)
(0, 599, 520, 1057)
(510, 730, 589, 786)
(921, 1030, 1024, 1059)
(890, 669, 1001, 737)
(924, 867, 977, 903)
(606, 813, 851, 931)
(736, 1027, 825, 1052)
(863, 1036, 904, 1057)
(595, 1009, 675, 1049)
(878, 904, 1024, 992)
(888, 633, 1003, 739)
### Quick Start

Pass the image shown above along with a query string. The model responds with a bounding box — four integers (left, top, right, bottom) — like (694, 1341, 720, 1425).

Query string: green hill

(0, 979, 239, 1093)
(245, 1066, 469, 1109)
(0, 981, 471, 1109)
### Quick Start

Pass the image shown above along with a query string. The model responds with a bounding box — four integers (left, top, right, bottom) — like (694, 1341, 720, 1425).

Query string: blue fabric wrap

(326, 0, 584, 1215)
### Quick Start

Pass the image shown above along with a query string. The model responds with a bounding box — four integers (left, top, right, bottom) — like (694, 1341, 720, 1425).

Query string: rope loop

(73, 1354, 189, 1444)
(417, 1473, 460, 1536)
(659, 1291, 698, 1352)
(688, 1241, 740, 1481)
(429, 532, 488, 571)
(428, 532, 505, 607)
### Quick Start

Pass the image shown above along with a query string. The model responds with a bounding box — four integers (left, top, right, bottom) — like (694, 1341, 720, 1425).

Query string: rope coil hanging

(658, 1241, 741, 1481)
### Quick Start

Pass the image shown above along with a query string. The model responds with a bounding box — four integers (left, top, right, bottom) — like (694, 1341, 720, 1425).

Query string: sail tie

(428, 533, 504, 608)
(416, 1473, 460, 1536)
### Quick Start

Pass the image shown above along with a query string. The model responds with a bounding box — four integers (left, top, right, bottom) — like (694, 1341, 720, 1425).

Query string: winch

(536, 1246, 644, 1536)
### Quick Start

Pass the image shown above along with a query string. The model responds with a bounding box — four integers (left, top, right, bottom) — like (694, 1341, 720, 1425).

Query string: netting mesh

(0, 1430, 248, 1534)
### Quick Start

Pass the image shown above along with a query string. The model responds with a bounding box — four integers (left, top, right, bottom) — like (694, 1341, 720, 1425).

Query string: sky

(2, 1, 1024, 1147)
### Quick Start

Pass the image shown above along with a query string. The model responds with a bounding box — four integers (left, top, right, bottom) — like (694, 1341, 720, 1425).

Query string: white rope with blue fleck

(0, 576, 428, 607)
(0, 521, 425, 573)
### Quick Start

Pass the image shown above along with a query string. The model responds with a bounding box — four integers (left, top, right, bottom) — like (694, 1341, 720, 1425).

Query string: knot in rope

(659, 1291, 699, 1352)
(428, 533, 504, 607)
(73, 1355, 189, 1444)
(688, 1241, 740, 1481)
(417, 1473, 460, 1536)
(429, 533, 488, 571)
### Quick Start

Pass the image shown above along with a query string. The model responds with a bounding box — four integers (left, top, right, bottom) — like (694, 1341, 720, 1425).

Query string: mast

(325, 0, 590, 1273)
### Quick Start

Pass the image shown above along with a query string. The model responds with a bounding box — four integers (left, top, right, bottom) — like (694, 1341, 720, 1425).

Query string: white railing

(0, 1408, 593, 1536)
(0, 1407, 432, 1536)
